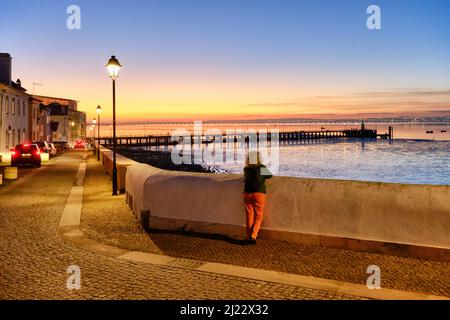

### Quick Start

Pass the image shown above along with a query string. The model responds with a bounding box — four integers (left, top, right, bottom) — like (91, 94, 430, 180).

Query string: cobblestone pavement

(80, 155, 450, 298)
(0, 151, 363, 300)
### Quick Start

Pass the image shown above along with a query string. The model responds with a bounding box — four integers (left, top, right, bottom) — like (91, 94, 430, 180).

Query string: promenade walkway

(0, 152, 361, 299)
(81, 154, 450, 298)
(0, 151, 448, 299)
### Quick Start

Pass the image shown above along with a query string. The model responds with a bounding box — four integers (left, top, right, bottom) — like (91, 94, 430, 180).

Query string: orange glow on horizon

(17, 64, 450, 123)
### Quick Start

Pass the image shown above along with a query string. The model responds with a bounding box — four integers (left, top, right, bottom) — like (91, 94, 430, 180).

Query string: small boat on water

(426, 130, 434, 134)
(441, 130, 447, 133)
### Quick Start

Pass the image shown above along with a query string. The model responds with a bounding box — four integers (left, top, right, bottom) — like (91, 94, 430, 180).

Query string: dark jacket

(243, 164, 273, 194)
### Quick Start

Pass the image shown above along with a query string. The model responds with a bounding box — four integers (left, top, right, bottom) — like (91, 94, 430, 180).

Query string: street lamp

(96, 105, 102, 161)
(71, 121, 75, 143)
(93, 117, 96, 140)
(106, 55, 122, 196)
(92, 118, 96, 156)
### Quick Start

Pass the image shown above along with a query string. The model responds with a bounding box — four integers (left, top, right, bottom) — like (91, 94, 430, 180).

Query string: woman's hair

(245, 151, 262, 167)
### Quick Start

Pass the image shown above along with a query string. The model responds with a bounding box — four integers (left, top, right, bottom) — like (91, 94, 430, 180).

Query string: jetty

(96, 125, 394, 148)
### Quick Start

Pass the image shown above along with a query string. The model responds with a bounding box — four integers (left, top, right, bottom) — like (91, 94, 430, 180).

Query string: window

(18, 129, 21, 144)
(5, 96, 8, 114)
(18, 99, 21, 116)
(12, 98, 15, 115)
(23, 101, 26, 116)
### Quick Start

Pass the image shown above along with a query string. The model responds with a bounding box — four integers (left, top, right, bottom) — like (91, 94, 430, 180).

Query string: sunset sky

(1, 0, 449, 122)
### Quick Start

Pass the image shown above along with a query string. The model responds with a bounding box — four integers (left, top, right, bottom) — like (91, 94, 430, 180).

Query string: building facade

(29, 96, 42, 142)
(0, 53, 87, 156)
(0, 54, 30, 153)
(32, 95, 86, 143)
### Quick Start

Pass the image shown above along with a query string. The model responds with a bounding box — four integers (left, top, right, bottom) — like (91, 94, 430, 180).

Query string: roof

(0, 81, 28, 95)
(32, 94, 78, 103)
(10, 80, 27, 92)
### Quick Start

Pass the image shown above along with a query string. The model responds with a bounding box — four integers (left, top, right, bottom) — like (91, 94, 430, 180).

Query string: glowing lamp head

(71, 121, 75, 127)
(96, 105, 102, 114)
(106, 55, 122, 80)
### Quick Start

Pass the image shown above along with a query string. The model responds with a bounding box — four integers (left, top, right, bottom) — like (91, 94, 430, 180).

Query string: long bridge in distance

(97, 126, 394, 148)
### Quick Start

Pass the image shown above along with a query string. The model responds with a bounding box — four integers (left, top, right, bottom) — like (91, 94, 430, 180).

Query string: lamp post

(93, 118, 96, 138)
(71, 121, 75, 143)
(106, 55, 122, 196)
(93, 118, 97, 154)
(96, 105, 102, 161)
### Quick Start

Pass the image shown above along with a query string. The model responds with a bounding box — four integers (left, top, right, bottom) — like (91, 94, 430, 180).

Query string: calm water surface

(212, 139, 450, 185)
(105, 122, 450, 185)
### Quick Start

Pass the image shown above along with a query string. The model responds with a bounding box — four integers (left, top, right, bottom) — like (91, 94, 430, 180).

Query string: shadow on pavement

(148, 228, 251, 246)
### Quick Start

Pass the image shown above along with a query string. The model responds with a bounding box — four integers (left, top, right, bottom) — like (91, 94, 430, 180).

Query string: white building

(0, 53, 29, 154)
(29, 96, 42, 142)
(32, 95, 86, 143)
(0, 53, 87, 161)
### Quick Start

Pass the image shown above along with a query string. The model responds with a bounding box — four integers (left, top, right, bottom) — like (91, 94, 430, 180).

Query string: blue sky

(1, 0, 449, 120)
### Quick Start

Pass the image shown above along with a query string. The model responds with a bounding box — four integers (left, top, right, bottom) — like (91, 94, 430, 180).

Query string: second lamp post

(106, 55, 122, 196)
(96, 105, 102, 161)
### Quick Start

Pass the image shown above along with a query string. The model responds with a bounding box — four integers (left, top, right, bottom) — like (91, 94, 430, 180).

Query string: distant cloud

(246, 88, 450, 110)
(239, 87, 450, 121)
(354, 88, 450, 98)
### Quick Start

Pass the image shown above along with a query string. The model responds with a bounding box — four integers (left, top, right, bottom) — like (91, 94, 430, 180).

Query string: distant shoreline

(97, 119, 450, 126)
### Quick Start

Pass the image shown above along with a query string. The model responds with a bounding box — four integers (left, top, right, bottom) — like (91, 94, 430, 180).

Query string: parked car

(33, 141, 51, 154)
(53, 141, 71, 152)
(11, 144, 41, 167)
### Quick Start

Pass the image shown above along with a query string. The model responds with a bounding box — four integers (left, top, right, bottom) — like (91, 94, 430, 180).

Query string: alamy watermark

(66, 265, 81, 290)
(367, 5, 381, 30)
(170, 121, 280, 175)
(64, 5, 381, 31)
(66, 5, 81, 30)
(366, 265, 381, 290)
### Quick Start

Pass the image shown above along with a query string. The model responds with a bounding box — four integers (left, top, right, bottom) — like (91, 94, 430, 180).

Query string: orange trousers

(244, 192, 266, 240)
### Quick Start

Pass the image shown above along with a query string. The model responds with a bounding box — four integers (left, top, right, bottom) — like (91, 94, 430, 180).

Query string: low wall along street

(99, 149, 450, 262)
(100, 146, 138, 193)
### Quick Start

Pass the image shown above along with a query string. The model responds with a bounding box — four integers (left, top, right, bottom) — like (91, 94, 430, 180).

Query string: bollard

(4, 166, 18, 180)
(1, 153, 11, 163)
(40, 152, 50, 162)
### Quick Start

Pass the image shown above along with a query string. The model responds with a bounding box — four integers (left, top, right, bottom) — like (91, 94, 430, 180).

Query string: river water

(210, 138, 450, 185)
(104, 121, 450, 185)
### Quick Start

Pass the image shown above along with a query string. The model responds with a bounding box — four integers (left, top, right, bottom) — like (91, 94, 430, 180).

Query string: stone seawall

(99, 148, 450, 261)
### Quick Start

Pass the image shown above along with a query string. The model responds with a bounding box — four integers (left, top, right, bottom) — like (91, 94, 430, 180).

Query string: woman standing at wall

(243, 151, 273, 244)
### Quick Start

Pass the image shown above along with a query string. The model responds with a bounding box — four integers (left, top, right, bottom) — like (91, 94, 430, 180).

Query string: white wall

(100, 146, 138, 193)
(0, 85, 29, 154)
(126, 163, 450, 250)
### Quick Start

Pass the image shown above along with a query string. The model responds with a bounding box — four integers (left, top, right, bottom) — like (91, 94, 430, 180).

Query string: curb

(58, 153, 449, 301)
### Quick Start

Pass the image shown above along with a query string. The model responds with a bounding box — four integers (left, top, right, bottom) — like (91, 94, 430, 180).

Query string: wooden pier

(96, 127, 393, 148)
